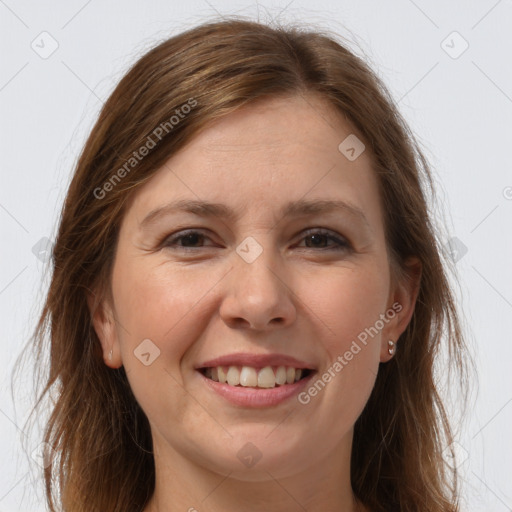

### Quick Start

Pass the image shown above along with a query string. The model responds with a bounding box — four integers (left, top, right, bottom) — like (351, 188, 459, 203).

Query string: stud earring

(108, 349, 113, 361)
(388, 340, 396, 356)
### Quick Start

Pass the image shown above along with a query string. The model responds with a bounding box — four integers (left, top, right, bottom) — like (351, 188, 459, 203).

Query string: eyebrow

(139, 198, 371, 230)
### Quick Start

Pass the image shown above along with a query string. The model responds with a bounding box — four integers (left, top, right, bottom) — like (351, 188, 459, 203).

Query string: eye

(295, 228, 352, 251)
(162, 229, 213, 249)
(161, 228, 352, 252)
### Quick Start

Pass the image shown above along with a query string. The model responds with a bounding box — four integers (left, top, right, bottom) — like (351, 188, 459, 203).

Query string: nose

(219, 244, 297, 331)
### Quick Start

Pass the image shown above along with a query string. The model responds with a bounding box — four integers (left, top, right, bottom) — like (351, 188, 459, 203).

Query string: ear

(86, 287, 123, 369)
(380, 256, 422, 362)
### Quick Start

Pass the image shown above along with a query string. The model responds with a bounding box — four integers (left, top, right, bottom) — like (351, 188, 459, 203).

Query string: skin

(89, 94, 421, 512)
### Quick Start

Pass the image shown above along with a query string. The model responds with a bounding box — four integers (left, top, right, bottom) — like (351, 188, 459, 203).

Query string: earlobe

(86, 289, 123, 369)
(380, 338, 397, 363)
(381, 257, 422, 362)
(104, 345, 122, 369)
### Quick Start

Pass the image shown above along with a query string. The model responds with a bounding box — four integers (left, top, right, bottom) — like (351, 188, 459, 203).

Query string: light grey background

(1, 1, 511, 510)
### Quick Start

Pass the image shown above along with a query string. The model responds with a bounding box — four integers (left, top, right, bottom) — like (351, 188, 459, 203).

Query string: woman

(27, 17, 471, 512)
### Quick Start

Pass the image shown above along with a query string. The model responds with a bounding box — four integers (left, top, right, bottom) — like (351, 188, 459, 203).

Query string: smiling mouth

(198, 365, 314, 389)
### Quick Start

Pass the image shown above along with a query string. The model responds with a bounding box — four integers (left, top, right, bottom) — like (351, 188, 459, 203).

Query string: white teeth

(275, 366, 287, 385)
(257, 366, 275, 388)
(203, 365, 311, 388)
(240, 366, 258, 387)
(217, 366, 227, 384)
(226, 366, 240, 386)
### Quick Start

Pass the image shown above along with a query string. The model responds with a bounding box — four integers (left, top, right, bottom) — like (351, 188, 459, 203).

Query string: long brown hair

(17, 16, 473, 511)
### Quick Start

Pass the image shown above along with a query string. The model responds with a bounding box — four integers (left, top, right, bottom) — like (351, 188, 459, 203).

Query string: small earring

(388, 340, 396, 356)
(108, 349, 113, 361)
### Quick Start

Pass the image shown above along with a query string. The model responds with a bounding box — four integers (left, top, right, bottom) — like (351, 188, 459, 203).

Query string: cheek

(112, 259, 226, 384)
(300, 264, 387, 403)
(285, 264, 388, 454)
(115, 262, 212, 346)
(112, 261, 221, 423)
(300, 263, 389, 352)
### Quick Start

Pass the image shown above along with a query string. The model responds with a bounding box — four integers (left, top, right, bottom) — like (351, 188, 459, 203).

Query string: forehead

(124, 94, 384, 233)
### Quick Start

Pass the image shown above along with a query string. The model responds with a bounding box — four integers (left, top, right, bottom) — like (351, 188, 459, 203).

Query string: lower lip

(197, 370, 316, 408)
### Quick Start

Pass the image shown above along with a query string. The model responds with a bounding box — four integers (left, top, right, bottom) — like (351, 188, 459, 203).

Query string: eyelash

(160, 228, 352, 252)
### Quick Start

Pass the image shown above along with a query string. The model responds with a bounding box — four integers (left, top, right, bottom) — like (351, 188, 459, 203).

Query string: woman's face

(91, 94, 418, 482)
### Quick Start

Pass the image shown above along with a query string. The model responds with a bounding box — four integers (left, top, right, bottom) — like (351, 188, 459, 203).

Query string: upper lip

(196, 352, 317, 370)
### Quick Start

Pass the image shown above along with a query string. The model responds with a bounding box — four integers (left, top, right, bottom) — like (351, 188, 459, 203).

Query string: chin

(196, 436, 312, 481)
